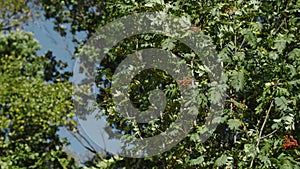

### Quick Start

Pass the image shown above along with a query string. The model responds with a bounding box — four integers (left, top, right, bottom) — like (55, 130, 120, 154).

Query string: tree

(32, 0, 300, 168)
(0, 31, 77, 168)
(0, 0, 40, 31)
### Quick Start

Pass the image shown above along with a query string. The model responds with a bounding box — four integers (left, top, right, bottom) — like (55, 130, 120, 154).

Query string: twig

(79, 62, 93, 79)
(71, 128, 104, 160)
(260, 129, 278, 140)
(257, 100, 274, 146)
(250, 100, 274, 168)
(239, 37, 245, 49)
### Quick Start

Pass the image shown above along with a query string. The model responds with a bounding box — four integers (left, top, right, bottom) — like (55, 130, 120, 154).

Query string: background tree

(0, 1, 102, 168)
(0, 0, 41, 31)
(0, 30, 78, 168)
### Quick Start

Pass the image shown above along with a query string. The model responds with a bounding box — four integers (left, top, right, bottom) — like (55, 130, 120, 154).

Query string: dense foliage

(1, 0, 300, 168)
(0, 31, 76, 168)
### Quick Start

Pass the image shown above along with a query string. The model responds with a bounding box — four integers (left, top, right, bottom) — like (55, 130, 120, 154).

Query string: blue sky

(23, 15, 92, 164)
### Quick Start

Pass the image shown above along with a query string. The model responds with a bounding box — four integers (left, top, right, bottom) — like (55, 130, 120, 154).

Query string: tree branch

(250, 100, 274, 168)
(71, 128, 104, 161)
(260, 129, 278, 140)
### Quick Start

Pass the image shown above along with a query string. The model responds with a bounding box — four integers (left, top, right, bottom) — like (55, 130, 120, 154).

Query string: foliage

(2, 0, 300, 168)
(0, 31, 77, 168)
(42, 0, 300, 168)
(0, 0, 40, 31)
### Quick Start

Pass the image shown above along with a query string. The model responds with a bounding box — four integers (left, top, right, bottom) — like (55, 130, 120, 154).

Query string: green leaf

(242, 29, 257, 47)
(274, 34, 293, 54)
(269, 51, 279, 60)
(233, 52, 245, 61)
(228, 119, 241, 130)
(190, 156, 204, 165)
(258, 155, 271, 167)
(230, 70, 245, 92)
(190, 133, 200, 142)
(275, 97, 288, 111)
(274, 40, 286, 54)
(288, 48, 300, 60)
(161, 38, 176, 51)
(215, 154, 227, 167)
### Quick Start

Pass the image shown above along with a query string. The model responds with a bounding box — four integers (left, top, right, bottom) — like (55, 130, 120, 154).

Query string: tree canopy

(0, 31, 77, 168)
(1, 0, 300, 168)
